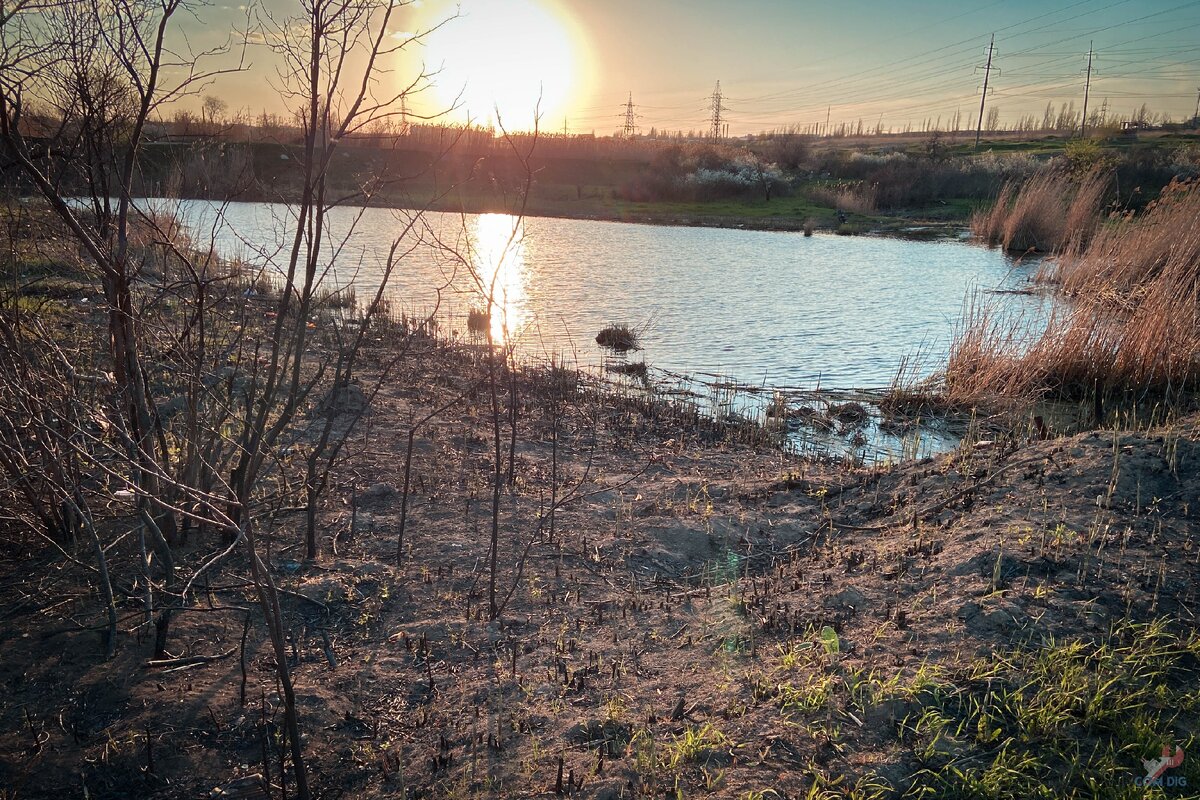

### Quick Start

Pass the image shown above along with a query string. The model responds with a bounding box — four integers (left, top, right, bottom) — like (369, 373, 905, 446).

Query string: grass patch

(664, 723, 731, 768)
(628, 723, 735, 796)
(886, 620, 1199, 799)
(10, 274, 96, 299)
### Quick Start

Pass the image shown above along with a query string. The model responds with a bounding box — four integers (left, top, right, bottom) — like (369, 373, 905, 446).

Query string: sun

(422, 0, 585, 129)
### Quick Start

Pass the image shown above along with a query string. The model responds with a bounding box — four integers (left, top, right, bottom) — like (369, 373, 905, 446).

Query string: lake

(162, 199, 1038, 392)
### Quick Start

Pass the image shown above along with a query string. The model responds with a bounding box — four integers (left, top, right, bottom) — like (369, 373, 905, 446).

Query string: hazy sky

(194, 0, 1200, 134)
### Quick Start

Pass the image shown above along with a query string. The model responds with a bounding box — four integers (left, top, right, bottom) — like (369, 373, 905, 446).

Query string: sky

(191, 0, 1200, 135)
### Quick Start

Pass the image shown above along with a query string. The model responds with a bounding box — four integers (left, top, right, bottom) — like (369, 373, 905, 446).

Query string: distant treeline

(8, 107, 1198, 211)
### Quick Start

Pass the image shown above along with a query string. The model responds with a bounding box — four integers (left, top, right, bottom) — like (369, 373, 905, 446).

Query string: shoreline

(137, 188, 972, 238)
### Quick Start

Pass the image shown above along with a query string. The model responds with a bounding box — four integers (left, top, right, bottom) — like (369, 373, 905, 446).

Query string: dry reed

(950, 178, 1200, 409)
(970, 167, 1109, 254)
(809, 183, 877, 214)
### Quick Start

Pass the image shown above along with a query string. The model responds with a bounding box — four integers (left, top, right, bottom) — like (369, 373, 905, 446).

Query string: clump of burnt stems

(948, 177, 1200, 421)
(595, 324, 641, 352)
(607, 360, 648, 379)
(312, 284, 356, 309)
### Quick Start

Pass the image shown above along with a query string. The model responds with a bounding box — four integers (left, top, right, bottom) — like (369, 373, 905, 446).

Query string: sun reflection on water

(469, 213, 528, 344)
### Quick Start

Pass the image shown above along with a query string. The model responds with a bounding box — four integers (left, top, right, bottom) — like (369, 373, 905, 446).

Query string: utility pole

(709, 81, 724, 139)
(1194, 87, 1200, 127)
(974, 34, 995, 150)
(1080, 42, 1094, 137)
(562, 117, 568, 136)
(622, 92, 637, 137)
(825, 105, 830, 137)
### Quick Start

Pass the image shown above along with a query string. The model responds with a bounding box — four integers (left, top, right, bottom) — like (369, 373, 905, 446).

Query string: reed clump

(596, 324, 641, 352)
(313, 284, 356, 310)
(1045, 177, 1200, 296)
(809, 182, 877, 214)
(466, 306, 490, 334)
(971, 167, 1109, 254)
(950, 178, 1200, 410)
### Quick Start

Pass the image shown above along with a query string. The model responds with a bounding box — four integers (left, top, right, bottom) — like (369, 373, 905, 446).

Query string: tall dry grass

(1045, 177, 1200, 296)
(971, 183, 1014, 247)
(971, 168, 1109, 254)
(949, 178, 1200, 410)
(809, 183, 877, 214)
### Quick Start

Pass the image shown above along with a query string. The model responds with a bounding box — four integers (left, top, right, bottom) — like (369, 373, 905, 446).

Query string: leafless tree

(0, 1, 462, 796)
(201, 94, 227, 130)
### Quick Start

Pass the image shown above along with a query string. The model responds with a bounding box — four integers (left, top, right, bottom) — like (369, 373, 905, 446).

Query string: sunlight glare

(424, 0, 584, 128)
(471, 213, 528, 343)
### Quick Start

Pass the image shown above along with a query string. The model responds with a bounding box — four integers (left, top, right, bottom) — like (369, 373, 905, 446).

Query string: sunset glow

(422, 0, 587, 129)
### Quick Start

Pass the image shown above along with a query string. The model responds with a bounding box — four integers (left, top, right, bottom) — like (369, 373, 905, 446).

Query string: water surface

(164, 199, 1037, 392)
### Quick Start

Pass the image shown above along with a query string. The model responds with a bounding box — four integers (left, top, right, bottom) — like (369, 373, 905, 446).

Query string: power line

(975, 33, 997, 149)
(622, 92, 637, 137)
(728, 0, 1140, 109)
(1081, 41, 1095, 136)
(806, 13, 1197, 131)
(722, 0, 1195, 131)
(601, 2, 1200, 136)
(709, 81, 725, 139)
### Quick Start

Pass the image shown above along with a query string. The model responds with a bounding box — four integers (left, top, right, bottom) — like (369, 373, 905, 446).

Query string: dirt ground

(1, 339, 1197, 799)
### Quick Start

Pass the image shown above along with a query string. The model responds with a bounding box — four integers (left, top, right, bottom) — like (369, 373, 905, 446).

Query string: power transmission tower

(709, 81, 724, 139)
(974, 34, 996, 151)
(1080, 42, 1095, 137)
(622, 92, 637, 137)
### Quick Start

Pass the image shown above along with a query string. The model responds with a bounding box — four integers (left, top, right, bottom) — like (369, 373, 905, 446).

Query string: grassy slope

(403, 183, 970, 235)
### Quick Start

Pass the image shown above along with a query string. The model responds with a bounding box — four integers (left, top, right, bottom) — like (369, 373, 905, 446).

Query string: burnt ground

(1, 340, 1198, 799)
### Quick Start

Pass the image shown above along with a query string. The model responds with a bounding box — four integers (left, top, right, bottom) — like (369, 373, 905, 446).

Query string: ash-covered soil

(1, 343, 1197, 799)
